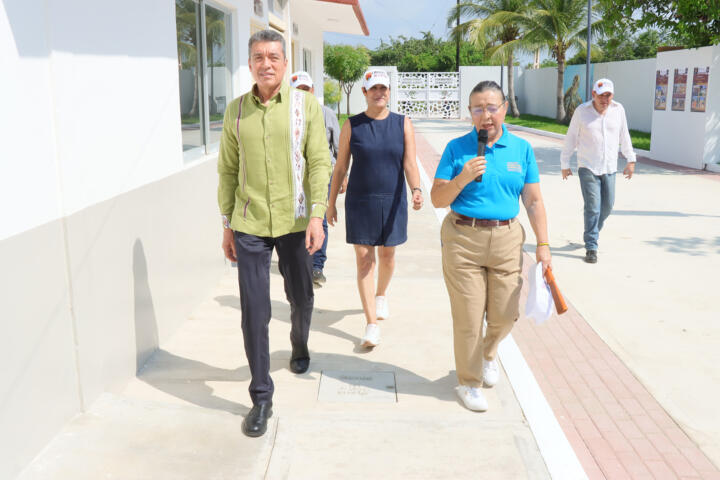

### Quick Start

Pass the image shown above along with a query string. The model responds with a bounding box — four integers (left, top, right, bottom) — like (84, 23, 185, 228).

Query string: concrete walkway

(19, 119, 720, 479)
(19, 151, 550, 479)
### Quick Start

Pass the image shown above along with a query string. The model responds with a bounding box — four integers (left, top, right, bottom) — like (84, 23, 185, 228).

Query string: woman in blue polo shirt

(430, 80, 552, 412)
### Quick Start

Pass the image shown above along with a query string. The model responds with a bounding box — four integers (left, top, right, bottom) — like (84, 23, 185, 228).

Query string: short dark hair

(470, 80, 506, 103)
(248, 30, 286, 57)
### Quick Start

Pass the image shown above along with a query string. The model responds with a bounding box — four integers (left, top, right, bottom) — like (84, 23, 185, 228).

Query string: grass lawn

(181, 113, 224, 125)
(504, 113, 651, 151)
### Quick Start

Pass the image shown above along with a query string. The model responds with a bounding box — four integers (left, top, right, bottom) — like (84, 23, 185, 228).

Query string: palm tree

(176, 0, 200, 117)
(448, 0, 533, 117)
(205, 9, 226, 115)
(518, 0, 606, 121)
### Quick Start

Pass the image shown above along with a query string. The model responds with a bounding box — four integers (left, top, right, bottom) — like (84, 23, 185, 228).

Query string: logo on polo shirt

(507, 162, 522, 173)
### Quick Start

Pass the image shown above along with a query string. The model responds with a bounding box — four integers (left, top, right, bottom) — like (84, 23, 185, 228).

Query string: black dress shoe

(289, 357, 310, 374)
(584, 250, 598, 263)
(289, 345, 310, 374)
(242, 403, 272, 437)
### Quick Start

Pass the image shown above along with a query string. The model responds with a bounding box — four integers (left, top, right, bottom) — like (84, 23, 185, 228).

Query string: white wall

(0, 0, 245, 477)
(517, 60, 656, 132)
(459, 66, 518, 118)
(705, 47, 720, 166)
(516, 67, 558, 119)
(0, 0, 63, 241)
(650, 45, 718, 168)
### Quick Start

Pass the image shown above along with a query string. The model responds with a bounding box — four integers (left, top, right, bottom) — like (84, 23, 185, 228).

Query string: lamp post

(585, 0, 592, 101)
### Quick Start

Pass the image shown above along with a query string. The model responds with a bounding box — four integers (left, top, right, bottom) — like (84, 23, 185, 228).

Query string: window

(303, 48, 311, 73)
(176, 0, 232, 160)
(253, 0, 263, 17)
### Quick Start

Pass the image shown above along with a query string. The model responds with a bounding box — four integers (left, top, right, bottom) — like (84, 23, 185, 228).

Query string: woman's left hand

(412, 190, 423, 210)
(536, 245, 552, 272)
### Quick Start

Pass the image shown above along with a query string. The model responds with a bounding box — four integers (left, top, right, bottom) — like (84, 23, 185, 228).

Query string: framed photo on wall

(654, 69, 668, 110)
(691, 67, 710, 113)
(671, 68, 688, 111)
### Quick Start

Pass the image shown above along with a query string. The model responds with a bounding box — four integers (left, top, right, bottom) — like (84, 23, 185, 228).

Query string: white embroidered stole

(290, 89, 307, 219)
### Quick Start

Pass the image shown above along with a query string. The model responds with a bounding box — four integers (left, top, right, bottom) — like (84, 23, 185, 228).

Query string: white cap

(593, 78, 614, 95)
(362, 69, 390, 90)
(290, 71, 313, 89)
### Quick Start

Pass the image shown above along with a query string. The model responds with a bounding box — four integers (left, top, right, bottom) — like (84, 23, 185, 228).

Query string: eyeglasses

(469, 103, 505, 116)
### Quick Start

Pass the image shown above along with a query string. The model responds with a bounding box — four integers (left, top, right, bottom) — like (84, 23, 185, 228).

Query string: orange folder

(543, 266, 568, 315)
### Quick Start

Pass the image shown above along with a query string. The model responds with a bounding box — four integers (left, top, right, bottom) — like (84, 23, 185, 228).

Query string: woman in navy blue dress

(327, 69, 423, 348)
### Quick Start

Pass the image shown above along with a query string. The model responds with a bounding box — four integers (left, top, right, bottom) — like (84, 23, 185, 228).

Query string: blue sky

(324, 0, 458, 49)
(323, 0, 542, 65)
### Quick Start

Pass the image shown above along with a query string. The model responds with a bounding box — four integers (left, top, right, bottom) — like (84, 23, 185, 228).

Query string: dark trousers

(233, 230, 314, 405)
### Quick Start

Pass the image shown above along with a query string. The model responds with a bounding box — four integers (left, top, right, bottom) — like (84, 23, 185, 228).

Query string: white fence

(396, 72, 460, 118)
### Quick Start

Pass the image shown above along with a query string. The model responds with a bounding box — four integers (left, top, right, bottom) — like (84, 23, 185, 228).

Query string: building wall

(650, 45, 718, 168)
(0, 0, 280, 477)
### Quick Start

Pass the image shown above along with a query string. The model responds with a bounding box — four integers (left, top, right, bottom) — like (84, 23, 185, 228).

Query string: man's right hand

(561, 168, 572, 180)
(222, 228, 237, 262)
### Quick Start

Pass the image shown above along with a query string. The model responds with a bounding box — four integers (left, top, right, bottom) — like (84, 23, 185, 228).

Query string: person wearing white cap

(290, 71, 344, 287)
(560, 78, 636, 264)
(327, 69, 423, 348)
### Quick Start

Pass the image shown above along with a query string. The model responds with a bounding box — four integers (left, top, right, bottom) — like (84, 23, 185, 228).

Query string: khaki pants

(441, 211, 525, 387)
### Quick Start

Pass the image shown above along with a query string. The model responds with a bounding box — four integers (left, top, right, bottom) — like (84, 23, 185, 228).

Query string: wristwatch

(221, 214, 231, 229)
(412, 187, 422, 193)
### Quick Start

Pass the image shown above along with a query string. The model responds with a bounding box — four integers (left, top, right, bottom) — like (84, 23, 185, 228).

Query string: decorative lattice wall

(397, 72, 460, 118)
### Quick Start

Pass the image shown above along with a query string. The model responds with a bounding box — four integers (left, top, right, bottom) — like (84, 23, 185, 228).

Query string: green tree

(176, 0, 200, 116)
(324, 44, 370, 115)
(597, 0, 720, 48)
(516, 0, 607, 121)
(448, 0, 534, 117)
(633, 29, 665, 58)
(205, 8, 226, 115)
(324, 79, 341, 112)
(369, 32, 487, 72)
(566, 28, 664, 65)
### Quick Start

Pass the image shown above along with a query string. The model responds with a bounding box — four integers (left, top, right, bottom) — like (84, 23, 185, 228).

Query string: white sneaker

(483, 359, 500, 387)
(361, 324, 381, 347)
(456, 385, 488, 411)
(375, 296, 389, 320)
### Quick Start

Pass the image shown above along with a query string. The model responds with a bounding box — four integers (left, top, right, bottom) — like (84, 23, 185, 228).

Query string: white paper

(525, 262, 554, 325)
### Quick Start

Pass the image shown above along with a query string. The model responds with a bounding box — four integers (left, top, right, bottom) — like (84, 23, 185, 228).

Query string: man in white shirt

(560, 78, 636, 264)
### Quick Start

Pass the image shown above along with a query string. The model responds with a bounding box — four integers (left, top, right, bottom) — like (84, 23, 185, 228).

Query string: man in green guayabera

(217, 30, 331, 438)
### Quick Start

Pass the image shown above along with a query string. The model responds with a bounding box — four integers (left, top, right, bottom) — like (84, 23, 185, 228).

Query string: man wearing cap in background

(290, 71, 344, 287)
(560, 78, 636, 264)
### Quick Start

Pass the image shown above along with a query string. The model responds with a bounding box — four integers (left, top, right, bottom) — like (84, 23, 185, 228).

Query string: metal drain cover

(317, 371, 397, 403)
